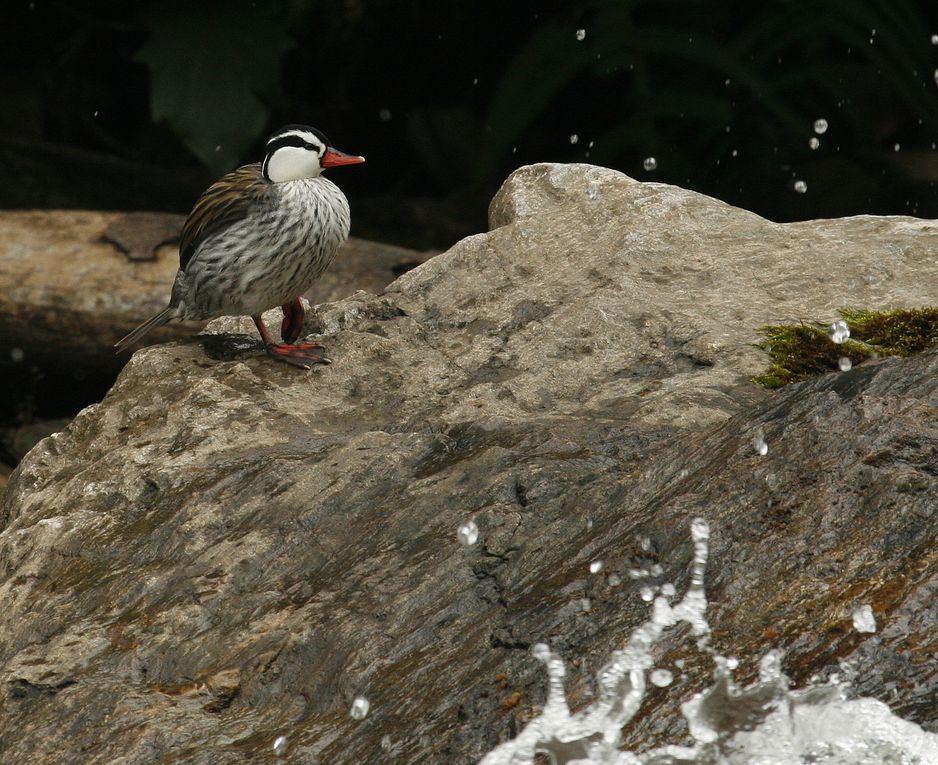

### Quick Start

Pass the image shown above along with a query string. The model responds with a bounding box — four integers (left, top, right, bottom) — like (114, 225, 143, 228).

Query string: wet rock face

(1, 164, 936, 764)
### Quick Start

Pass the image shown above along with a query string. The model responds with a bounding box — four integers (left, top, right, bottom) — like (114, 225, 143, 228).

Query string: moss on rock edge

(754, 307, 938, 389)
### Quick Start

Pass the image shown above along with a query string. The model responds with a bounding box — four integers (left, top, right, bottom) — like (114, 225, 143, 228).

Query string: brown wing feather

(178, 163, 270, 272)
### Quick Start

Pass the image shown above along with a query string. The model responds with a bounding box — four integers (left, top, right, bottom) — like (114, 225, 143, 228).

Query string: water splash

(478, 518, 711, 765)
(475, 520, 938, 765)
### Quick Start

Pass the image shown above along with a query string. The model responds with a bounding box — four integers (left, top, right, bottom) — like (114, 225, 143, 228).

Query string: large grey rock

(0, 164, 936, 765)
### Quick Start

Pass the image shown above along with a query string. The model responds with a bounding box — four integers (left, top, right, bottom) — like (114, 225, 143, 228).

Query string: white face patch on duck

(263, 128, 328, 182)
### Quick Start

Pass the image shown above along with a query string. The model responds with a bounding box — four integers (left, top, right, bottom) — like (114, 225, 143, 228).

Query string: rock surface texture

(1, 164, 936, 764)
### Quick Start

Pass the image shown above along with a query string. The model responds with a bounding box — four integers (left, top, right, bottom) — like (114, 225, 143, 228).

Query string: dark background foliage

(4, 0, 938, 249)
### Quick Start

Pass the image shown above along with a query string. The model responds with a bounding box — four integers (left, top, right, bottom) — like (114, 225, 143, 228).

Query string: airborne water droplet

(752, 428, 768, 456)
(590, 560, 603, 574)
(650, 668, 673, 687)
(273, 736, 289, 756)
(814, 118, 828, 134)
(852, 604, 877, 633)
(576, 28, 586, 41)
(931, 33, 938, 45)
(569, 134, 579, 144)
(809, 137, 820, 150)
(828, 319, 850, 344)
(350, 696, 370, 720)
(838, 356, 852, 372)
(457, 520, 479, 546)
(379, 108, 392, 122)
(794, 179, 807, 193)
(643, 156, 657, 171)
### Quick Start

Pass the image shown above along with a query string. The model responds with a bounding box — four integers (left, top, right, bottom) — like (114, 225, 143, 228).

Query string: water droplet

(894, 143, 901, 152)
(575, 28, 586, 41)
(588, 140, 594, 148)
(731, 149, 738, 157)
(661, 582, 676, 597)
(752, 428, 768, 456)
(643, 156, 657, 171)
(725, 656, 739, 669)
(457, 520, 479, 546)
(794, 179, 807, 194)
(214, 145, 221, 152)
(93, 110, 99, 117)
(580, 597, 591, 612)
(852, 604, 877, 633)
(838, 356, 852, 372)
(724, 78, 731, 86)
(650, 669, 673, 687)
(381, 734, 393, 751)
(607, 573, 622, 586)
(10, 347, 25, 363)
(828, 319, 850, 344)
(650, 564, 664, 577)
(512, 146, 517, 154)
(639, 536, 652, 551)
(814, 118, 828, 134)
(350, 696, 370, 720)
(809, 137, 820, 150)
(590, 560, 603, 574)
(569, 134, 579, 145)
(379, 108, 392, 122)
(273, 736, 289, 756)
(586, 518, 593, 530)
(639, 585, 655, 602)
(586, 182, 599, 201)
(931, 33, 938, 45)
(472, 77, 478, 85)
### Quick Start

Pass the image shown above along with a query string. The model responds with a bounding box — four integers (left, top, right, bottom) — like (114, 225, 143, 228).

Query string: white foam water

(476, 520, 938, 765)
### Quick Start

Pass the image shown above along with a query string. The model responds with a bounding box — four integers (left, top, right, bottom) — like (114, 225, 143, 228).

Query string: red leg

(253, 315, 329, 369)
(280, 297, 305, 344)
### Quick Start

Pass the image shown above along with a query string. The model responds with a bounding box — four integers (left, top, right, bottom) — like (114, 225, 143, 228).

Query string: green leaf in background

(136, 3, 294, 174)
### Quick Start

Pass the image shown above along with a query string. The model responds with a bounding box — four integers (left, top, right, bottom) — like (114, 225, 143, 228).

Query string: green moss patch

(754, 308, 938, 389)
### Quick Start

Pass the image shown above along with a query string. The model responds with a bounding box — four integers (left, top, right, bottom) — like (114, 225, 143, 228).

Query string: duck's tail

(115, 307, 176, 353)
